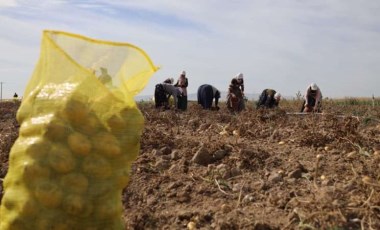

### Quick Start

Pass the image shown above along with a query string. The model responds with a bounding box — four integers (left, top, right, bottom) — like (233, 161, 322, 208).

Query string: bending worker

(256, 89, 281, 109)
(301, 83, 322, 112)
(154, 79, 179, 109)
(197, 84, 221, 110)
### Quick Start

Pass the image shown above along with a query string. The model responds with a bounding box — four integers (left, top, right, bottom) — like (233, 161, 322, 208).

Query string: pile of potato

(0, 83, 143, 229)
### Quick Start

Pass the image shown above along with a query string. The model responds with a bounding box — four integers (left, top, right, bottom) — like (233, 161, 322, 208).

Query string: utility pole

(373, 94, 375, 108)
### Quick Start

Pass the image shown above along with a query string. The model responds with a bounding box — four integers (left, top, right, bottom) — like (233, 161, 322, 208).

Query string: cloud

(0, 1, 380, 99)
(0, 0, 17, 7)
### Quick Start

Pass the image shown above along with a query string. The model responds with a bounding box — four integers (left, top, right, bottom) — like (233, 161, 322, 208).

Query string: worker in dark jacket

(154, 78, 174, 109)
(154, 84, 168, 108)
(197, 84, 221, 110)
(163, 77, 174, 84)
(256, 89, 281, 109)
(227, 78, 244, 112)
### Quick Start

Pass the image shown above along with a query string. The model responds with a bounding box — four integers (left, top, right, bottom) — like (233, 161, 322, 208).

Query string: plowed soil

(1, 100, 380, 229)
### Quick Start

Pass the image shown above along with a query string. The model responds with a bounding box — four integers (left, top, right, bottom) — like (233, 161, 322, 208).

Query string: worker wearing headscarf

(234, 73, 244, 94)
(301, 83, 322, 112)
(154, 82, 181, 109)
(174, 70, 188, 111)
(257, 89, 281, 109)
(227, 78, 244, 112)
(163, 77, 174, 84)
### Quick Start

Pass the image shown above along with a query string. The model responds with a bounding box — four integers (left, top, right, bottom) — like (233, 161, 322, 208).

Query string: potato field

(1, 99, 380, 229)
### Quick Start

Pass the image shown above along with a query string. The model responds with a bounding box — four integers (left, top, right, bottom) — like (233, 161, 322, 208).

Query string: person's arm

(314, 89, 322, 108)
(183, 78, 188, 87)
(215, 91, 219, 107)
(229, 87, 236, 98)
(274, 100, 279, 107)
(305, 88, 310, 105)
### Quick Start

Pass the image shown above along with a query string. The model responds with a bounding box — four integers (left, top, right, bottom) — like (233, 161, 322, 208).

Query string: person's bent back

(197, 84, 220, 110)
(161, 83, 180, 109)
(256, 89, 281, 109)
(301, 83, 322, 112)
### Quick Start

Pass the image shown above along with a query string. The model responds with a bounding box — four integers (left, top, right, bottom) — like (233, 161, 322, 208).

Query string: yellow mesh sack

(0, 30, 158, 230)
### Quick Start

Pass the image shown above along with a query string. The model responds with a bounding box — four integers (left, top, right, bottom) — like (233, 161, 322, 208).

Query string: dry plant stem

(236, 181, 247, 208)
(362, 181, 380, 188)
(314, 157, 321, 187)
(198, 175, 212, 183)
(361, 189, 375, 207)
(189, 173, 197, 182)
(351, 163, 358, 178)
(341, 137, 363, 152)
(369, 215, 375, 230)
(361, 216, 365, 230)
(227, 175, 244, 181)
(370, 206, 380, 211)
(337, 208, 347, 222)
(143, 112, 151, 121)
(215, 179, 233, 196)
(298, 222, 316, 230)
(282, 218, 297, 230)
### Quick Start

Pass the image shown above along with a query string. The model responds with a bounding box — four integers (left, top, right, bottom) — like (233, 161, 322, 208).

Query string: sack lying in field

(0, 30, 158, 230)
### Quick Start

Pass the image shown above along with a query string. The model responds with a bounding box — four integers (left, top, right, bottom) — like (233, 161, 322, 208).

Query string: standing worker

(227, 78, 244, 112)
(300, 83, 322, 112)
(197, 84, 221, 110)
(229, 73, 246, 111)
(13, 92, 18, 101)
(234, 73, 245, 94)
(174, 71, 188, 111)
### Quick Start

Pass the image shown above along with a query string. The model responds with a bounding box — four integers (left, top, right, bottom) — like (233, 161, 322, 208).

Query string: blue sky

(1, 0, 380, 99)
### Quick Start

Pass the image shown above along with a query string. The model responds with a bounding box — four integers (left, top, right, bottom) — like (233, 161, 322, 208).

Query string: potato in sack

(0, 30, 158, 229)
